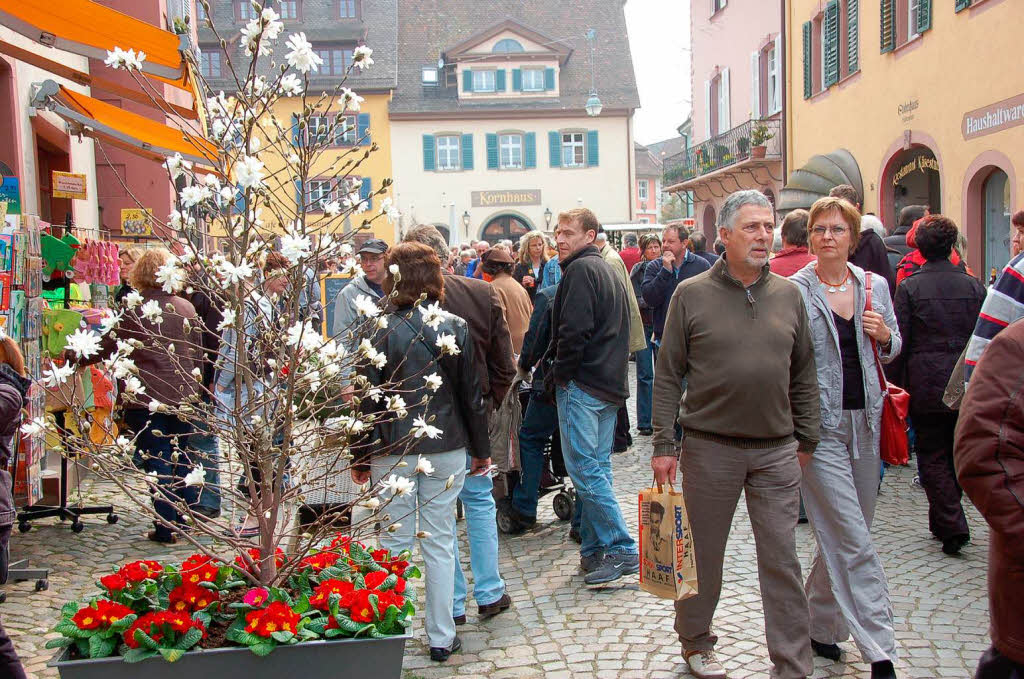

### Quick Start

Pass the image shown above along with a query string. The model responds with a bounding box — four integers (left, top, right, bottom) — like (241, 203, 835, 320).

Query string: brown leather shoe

(477, 592, 511, 618)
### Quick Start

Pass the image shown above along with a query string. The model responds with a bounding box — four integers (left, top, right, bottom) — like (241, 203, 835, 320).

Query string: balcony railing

(663, 118, 782, 187)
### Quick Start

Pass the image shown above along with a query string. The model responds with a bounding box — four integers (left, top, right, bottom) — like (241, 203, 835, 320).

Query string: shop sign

(892, 155, 940, 186)
(898, 99, 919, 123)
(963, 93, 1024, 140)
(121, 208, 154, 237)
(0, 176, 21, 215)
(51, 171, 88, 200)
(471, 189, 542, 207)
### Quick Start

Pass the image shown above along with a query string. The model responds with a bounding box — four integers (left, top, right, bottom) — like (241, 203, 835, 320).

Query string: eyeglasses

(811, 225, 849, 237)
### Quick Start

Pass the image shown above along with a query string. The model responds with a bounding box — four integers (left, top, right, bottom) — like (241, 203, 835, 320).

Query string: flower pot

(49, 634, 409, 679)
(751, 145, 767, 159)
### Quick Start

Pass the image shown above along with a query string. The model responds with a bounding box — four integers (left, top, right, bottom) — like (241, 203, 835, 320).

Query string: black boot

(871, 660, 897, 678)
(811, 638, 841, 661)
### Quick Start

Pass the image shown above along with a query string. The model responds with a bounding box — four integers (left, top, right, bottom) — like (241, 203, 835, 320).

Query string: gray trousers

(801, 409, 896, 664)
(676, 436, 812, 679)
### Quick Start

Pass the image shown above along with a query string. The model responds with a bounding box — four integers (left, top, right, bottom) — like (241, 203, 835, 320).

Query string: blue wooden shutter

(291, 112, 303, 147)
(917, 0, 932, 33)
(422, 134, 436, 171)
(360, 177, 372, 211)
(847, 0, 860, 74)
(802, 21, 813, 99)
(880, 0, 896, 53)
(294, 179, 303, 210)
(357, 113, 370, 146)
(462, 69, 473, 92)
(486, 133, 499, 169)
(955, 0, 971, 11)
(548, 131, 561, 167)
(586, 130, 599, 167)
(512, 68, 522, 91)
(544, 67, 556, 91)
(461, 134, 474, 170)
(523, 132, 536, 169)
(823, 0, 840, 88)
(495, 69, 506, 92)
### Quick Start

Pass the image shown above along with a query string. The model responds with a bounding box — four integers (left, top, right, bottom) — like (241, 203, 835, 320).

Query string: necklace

(814, 266, 850, 294)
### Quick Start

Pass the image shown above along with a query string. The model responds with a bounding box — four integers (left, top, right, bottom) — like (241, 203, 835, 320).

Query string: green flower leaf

(176, 627, 204, 650)
(158, 647, 186, 663)
(44, 637, 73, 649)
(270, 630, 294, 643)
(123, 648, 159, 664)
(61, 602, 81, 618)
(88, 634, 118, 659)
(134, 629, 161, 651)
(109, 614, 138, 634)
(249, 642, 276, 657)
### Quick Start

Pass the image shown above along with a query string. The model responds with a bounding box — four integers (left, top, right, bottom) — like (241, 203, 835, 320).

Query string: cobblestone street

(3, 374, 990, 679)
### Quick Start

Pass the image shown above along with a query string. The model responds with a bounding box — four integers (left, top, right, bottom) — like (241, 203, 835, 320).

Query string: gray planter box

(50, 634, 408, 679)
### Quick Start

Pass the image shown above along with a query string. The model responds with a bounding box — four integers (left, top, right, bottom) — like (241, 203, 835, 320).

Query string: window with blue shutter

(802, 21, 813, 98)
(544, 67, 555, 91)
(586, 130, 599, 167)
(512, 69, 522, 91)
(524, 132, 536, 169)
(548, 131, 561, 167)
(955, 0, 971, 11)
(823, 0, 840, 88)
(462, 69, 473, 92)
(495, 69, 506, 92)
(357, 113, 370, 146)
(486, 134, 499, 169)
(461, 134, 474, 170)
(847, 0, 860, 74)
(422, 134, 436, 171)
(360, 177, 372, 211)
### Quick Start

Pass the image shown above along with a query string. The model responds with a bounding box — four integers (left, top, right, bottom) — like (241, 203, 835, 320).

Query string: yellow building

(783, 0, 1022, 276)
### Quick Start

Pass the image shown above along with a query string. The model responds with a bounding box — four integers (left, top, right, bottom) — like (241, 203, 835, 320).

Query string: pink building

(635, 143, 661, 223)
(664, 0, 784, 241)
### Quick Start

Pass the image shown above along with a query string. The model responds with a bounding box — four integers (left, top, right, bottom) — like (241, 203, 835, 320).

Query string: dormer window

(522, 68, 545, 92)
(472, 70, 496, 92)
(421, 67, 439, 86)
(492, 38, 524, 53)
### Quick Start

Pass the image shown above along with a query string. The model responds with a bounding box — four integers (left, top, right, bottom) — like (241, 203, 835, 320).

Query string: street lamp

(544, 207, 552, 228)
(585, 29, 602, 117)
(462, 210, 470, 229)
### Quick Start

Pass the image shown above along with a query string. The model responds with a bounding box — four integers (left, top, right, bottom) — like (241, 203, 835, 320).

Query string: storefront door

(481, 214, 530, 244)
(983, 169, 1011, 277)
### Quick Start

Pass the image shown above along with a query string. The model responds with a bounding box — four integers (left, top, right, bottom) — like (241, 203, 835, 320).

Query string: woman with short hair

(790, 196, 901, 679)
(512, 231, 548, 303)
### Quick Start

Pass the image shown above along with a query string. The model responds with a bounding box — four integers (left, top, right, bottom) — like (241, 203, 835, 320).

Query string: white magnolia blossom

(155, 262, 186, 294)
(140, 299, 164, 324)
(423, 373, 443, 392)
(341, 191, 363, 210)
(414, 454, 435, 474)
(123, 290, 144, 310)
(217, 309, 237, 332)
(203, 173, 222, 191)
(352, 294, 380, 318)
(358, 497, 381, 510)
(322, 200, 341, 217)
(287, 152, 300, 165)
(388, 264, 399, 275)
(280, 227, 312, 264)
(183, 467, 206, 487)
(179, 185, 212, 208)
(412, 419, 443, 441)
(418, 302, 445, 331)
(381, 474, 415, 496)
(375, 316, 389, 329)
(234, 154, 265, 190)
(286, 320, 320, 351)
(285, 32, 323, 73)
(386, 394, 407, 418)
(279, 73, 304, 97)
(148, 399, 165, 413)
(380, 196, 402, 224)
(216, 260, 254, 287)
(64, 328, 102, 360)
(218, 187, 236, 207)
(41, 363, 76, 387)
(104, 46, 146, 71)
(20, 417, 47, 438)
(326, 414, 366, 434)
(98, 309, 121, 334)
(352, 45, 374, 69)
(168, 209, 195, 231)
(340, 88, 364, 112)
(108, 357, 137, 381)
(366, 387, 383, 402)
(435, 333, 460, 356)
(163, 153, 192, 181)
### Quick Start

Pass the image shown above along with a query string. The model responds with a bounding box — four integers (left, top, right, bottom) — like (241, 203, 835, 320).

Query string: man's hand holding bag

(638, 482, 698, 601)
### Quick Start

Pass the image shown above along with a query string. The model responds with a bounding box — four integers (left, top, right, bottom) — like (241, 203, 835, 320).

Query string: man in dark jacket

(187, 270, 224, 519)
(955, 318, 1024, 679)
(884, 205, 928, 257)
(829, 184, 895, 291)
(549, 207, 638, 587)
(641, 224, 710, 344)
(688, 232, 719, 266)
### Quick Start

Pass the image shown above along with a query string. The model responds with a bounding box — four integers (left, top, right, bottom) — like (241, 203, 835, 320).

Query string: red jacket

(619, 246, 642, 274)
(768, 246, 816, 277)
(955, 319, 1024, 664)
(894, 220, 972, 286)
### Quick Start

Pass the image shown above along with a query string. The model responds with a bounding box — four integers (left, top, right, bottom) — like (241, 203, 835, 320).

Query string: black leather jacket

(357, 303, 490, 461)
(0, 363, 29, 529)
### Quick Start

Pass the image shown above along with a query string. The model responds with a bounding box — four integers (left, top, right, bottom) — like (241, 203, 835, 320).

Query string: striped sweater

(965, 253, 1024, 382)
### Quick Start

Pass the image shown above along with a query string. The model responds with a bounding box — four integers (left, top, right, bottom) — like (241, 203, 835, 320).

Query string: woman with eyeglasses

(790, 196, 901, 679)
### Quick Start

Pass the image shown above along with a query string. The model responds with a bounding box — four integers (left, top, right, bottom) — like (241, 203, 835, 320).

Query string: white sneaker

(686, 649, 727, 678)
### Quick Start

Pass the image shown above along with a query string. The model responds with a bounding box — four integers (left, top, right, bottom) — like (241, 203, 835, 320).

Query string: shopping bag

(638, 483, 698, 600)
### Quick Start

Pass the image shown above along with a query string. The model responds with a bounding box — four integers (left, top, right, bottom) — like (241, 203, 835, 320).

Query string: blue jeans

(510, 395, 560, 518)
(556, 382, 637, 558)
(189, 430, 220, 514)
(453, 454, 505, 616)
(635, 324, 655, 429)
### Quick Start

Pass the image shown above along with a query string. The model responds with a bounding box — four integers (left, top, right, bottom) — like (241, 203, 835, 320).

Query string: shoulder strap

(864, 274, 887, 388)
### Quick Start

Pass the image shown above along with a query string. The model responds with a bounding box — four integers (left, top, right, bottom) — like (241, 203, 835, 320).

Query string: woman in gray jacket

(790, 196, 902, 679)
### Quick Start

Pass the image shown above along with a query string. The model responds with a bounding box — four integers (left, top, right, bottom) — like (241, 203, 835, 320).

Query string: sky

(624, 0, 691, 146)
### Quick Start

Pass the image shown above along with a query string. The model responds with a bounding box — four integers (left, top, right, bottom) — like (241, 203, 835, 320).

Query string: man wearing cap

(480, 247, 532, 355)
(332, 238, 389, 341)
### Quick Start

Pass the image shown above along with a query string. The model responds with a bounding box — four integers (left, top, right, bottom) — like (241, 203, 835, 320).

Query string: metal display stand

(2, 430, 48, 603)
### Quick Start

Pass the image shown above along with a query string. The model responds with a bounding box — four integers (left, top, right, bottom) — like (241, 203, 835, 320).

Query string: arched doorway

(481, 213, 530, 244)
(983, 169, 1011, 278)
(701, 203, 716, 241)
(882, 145, 941, 229)
(431, 223, 451, 246)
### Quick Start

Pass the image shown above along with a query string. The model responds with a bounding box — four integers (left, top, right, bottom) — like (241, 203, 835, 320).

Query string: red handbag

(865, 276, 911, 465)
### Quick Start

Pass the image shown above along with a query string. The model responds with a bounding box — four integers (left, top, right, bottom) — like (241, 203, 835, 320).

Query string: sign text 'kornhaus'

(471, 190, 542, 208)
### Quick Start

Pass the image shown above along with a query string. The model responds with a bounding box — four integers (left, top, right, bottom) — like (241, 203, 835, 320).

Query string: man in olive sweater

(651, 190, 821, 679)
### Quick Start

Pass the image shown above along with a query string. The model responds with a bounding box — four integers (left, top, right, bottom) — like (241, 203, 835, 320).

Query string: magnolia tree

(26, 2, 451, 589)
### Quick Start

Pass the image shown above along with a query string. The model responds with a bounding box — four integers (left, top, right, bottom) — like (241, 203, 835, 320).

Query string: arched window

(492, 38, 525, 53)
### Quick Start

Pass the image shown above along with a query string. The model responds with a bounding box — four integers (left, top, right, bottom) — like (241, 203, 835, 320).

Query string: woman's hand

(862, 310, 892, 344)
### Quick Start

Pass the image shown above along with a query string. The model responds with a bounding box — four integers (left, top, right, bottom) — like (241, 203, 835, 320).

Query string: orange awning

(33, 80, 217, 167)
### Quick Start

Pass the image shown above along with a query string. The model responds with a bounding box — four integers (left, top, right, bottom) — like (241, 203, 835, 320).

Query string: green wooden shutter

(548, 131, 561, 167)
(462, 69, 473, 92)
(544, 67, 555, 91)
(955, 0, 971, 12)
(486, 133, 498, 169)
(823, 0, 840, 87)
(880, 0, 896, 53)
(585, 130, 599, 167)
(357, 113, 370, 146)
(917, 0, 932, 33)
(847, 0, 860, 74)
(802, 21, 813, 99)
(512, 68, 522, 91)
(422, 134, 435, 171)
(495, 69, 506, 92)
(523, 132, 536, 169)
(461, 134, 474, 170)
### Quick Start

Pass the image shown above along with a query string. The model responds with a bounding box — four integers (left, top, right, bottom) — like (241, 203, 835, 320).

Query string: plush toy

(40, 232, 80, 278)
(41, 307, 84, 357)
(87, 366, 118, 445)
